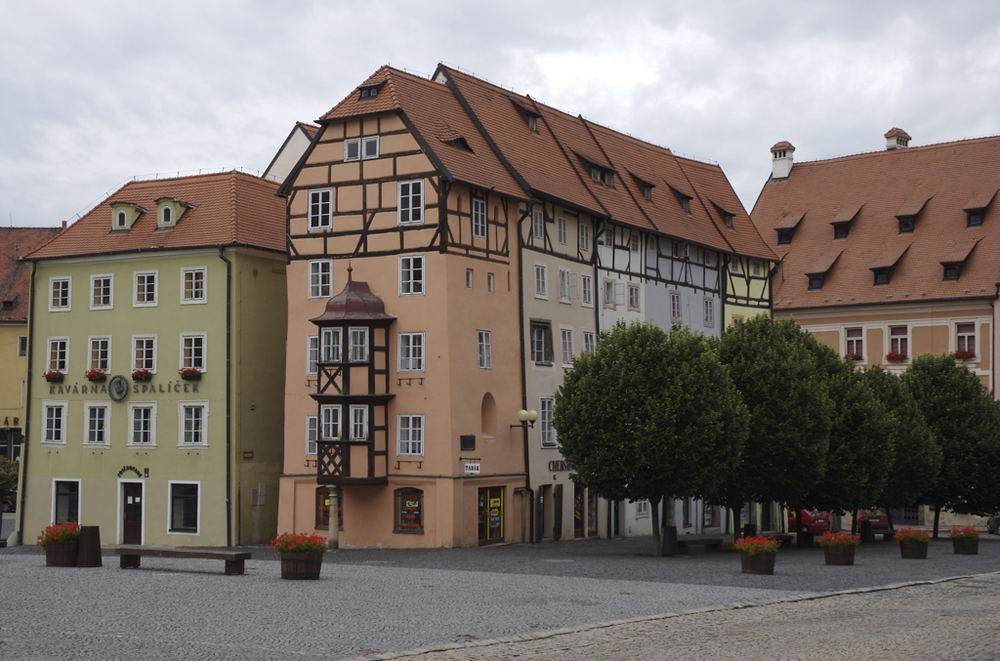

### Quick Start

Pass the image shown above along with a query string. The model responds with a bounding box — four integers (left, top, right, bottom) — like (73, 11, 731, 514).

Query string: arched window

(116, 211, 127, 228)
(161, 206, 172, 226)
(394, 488, 423, 533)
(481, 392, 497, 437)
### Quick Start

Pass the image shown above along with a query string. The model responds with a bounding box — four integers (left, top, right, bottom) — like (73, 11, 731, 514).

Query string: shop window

(394, 488, 424, 533)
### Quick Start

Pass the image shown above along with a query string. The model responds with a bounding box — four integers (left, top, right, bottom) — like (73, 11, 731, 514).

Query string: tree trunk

(885, 508, 895, 533)
(795, 505, 807, 546)
(851, 507, 859, 534)
(650, 497, 662, 555)
(933, 504, 941, 539)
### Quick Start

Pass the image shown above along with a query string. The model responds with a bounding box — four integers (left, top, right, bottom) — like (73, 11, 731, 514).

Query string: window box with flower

(948, 525, 979, 555)
(131, 368, 152, 382)
(844, 353, 862, 362)
(895, 527, 929, 559)
(952, 349, 976, 361)
(84, 368, 107, 382)
(817, 531, 860, 565)
(732, 535, 779, 574)
(885, 351, 907, 363)
(42, 370, 64, 383)
(271, 532, 328, 579)
(37, 522, 81, 566)
(178, 367, 202, 381)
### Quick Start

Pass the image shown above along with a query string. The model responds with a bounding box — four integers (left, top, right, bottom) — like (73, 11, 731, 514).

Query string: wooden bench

(115, 545, 251, 575)
(676, 535, 725, 554)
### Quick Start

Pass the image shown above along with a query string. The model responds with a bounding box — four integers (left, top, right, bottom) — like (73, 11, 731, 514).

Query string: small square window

(898, 216, 915, 233)
(833, 222, 850, 239)
(181, 268, 206, 303)
(943, 263, 961, 281)
(967, 210, 985, 227)
(873, 269, 890, 286)
(808, 274, 824, 290)
(134, 271, 157, 307)
(777, 228, 794, 245)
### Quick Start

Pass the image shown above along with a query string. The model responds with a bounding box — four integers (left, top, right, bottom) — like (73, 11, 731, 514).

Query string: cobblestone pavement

(1, 536, 998, 660)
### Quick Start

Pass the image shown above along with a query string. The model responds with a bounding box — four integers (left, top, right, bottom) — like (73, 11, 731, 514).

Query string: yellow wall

(0, 323, 27, 431)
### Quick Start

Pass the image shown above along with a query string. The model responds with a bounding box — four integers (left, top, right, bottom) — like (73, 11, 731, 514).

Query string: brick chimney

(770, 141, 795, 179)
(884, 127, 911, 150)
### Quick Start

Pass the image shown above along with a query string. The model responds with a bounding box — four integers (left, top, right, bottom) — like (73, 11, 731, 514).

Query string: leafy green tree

(903, 354, 1000, 536)
(717, 317, 833, 522)
(861, 366, 940, 515)
(0, 458, 17, 501)
(555, 323, 748, 554)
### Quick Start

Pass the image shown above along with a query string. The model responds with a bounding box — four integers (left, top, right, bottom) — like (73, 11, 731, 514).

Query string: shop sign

(464, 462, 481, 474)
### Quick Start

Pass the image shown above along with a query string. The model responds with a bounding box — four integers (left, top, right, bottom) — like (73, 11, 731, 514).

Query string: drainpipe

(14, 261, 38, 544)
(993, 278, 1000, 395)
(517, 208, 534, 542)
(218, 247, 234, 547)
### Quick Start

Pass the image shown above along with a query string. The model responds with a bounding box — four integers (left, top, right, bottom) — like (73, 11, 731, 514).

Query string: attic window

(632, 176, 654, 202)
(872, 267, 891, 286)
(1, 299, 13, 310)
(345, 136, 379, 161)
(672, 189, 692, 213)
(832, 222, 850, 239)
(359, 85, 381, 99)
(966, 209, 985, 227)
(897, 215, 915, 233)
(115, 211, 127, 229)
(808, 274, 825, 290)
(942, 262, 962, 281)
(161, 206, 172, 226)
(527, 114, 539, 133)
(443, 137, 473, 153)
(589, 165, 614, 187)
(776, 228, 795, 245)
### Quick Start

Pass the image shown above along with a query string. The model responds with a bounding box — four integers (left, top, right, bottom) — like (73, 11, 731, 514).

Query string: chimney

(770, 141, 795, 179)
(61, 220, 67, 229)
(884, 127, 911, 150)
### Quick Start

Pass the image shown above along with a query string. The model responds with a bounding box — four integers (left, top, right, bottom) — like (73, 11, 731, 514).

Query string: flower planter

(131, 372, 152, 383)
(952, 537, 979, 555)
(739, 551, 775, 575)
(280, 552, 323, 580)
(44, 540, 79, 567)
(86, 374, 107, 383)
(899, 539, 928, 559)
(179, 372, 202, 381)
(44, 374, 64, 383)
(823, 545, 856, 566)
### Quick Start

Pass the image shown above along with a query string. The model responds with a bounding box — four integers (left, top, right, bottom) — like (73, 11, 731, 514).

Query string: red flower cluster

(844, 353, 862, 362)
(131, 368, 152, 381)
(271, 532, 328, 553)
(947, 525, 980, 539)
(952, 349, 976, 361)
(817, 531, 861, 547)
(37, 522, 81, 546)
(885, 351, 907, 362)
(732, 535, 779, 556)
(84, 368, 107, 381)
(895, 527, 929, 543)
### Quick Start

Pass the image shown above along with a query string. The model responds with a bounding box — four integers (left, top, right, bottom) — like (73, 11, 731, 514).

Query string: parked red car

(856, 508, 890, 532)
(787, 509, 831, 533)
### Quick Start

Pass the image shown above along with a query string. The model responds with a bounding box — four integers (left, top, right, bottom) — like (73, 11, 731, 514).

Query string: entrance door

(477, 486, 504, 545)
(122, 483, 143, 544)
(574, 484, 585, 538)
(552, 484, 563, 541)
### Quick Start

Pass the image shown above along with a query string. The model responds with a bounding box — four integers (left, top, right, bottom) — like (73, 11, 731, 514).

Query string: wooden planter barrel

(44, 540, 79, 567)
(280, 552, 323, 580)
(899, 539, 928, 559)
(952, 537, 979, 555)
(823, 545, 856, 566)
(739, 551, 775, 575)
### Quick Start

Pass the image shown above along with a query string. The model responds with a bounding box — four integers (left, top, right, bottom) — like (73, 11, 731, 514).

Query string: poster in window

(398, 494, 422, 531)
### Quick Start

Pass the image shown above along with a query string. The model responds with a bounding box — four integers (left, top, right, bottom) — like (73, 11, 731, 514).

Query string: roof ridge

(792, 133, 1000, 168)
(228, 171, 239, 244)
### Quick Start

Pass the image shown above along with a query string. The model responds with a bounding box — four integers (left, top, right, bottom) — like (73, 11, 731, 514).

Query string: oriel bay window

(321, 328, 342, 363)
(321, 405, 341, 440)
(350, 405, 368, 441)
(349, 327, 368, 362)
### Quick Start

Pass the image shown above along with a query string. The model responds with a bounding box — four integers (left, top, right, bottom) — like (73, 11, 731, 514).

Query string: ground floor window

(703, 505, 719, 528)
(54, 480, 79, 523)
(478, 486, 504, 544)
(315, 487, 343, 531)
(168, 482, 198, 533)
(394, 488, 424, 534)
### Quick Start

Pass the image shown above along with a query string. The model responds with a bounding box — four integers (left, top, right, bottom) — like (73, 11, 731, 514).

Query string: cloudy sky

(3, 1, 1000, 228)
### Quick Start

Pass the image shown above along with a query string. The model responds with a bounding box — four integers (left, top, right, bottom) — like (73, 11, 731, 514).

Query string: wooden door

(122, 483, 143, 544)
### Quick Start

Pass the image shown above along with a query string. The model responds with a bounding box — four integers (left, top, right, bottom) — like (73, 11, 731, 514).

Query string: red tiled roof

(0, 227, 62, 323)
(752, 134, 1000, 309)
(26, 171, 285, 260)
(805, 250, 843, 275)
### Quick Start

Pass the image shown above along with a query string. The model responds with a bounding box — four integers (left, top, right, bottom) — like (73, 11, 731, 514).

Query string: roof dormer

(830, 203, 862, 239)
(109, 202, 146, 231)
(805, 249, 843, 290)
(155, 197, 192, 229)
(869, 243, 909, 285)
(358, 82, 384, 100)
(963, 190, 996, 227)
(774, 211, 804, 245)
(895, 196, 931, 234)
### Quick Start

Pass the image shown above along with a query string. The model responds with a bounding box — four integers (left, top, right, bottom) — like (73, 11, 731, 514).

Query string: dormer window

(872, 268, 891, 286)
(895, 197, 930, 234)
(110, 202, 145, 231)
(721, 211, 734, 228)
(897, 215, 915, 233)
(808, 274, 825, 290)
(588, 164, 614, 187)
(966, 209, 985, 227)
(155, 197, 189, 228)
(344, 136, 379, 162)
(443, 137, 473, 152)
(939, 239, 979, 281)
(942, 262, 962, 280)
(527, 114, 539, 133)
(777, 228, 794, 245)
(672, 189, 692, 212)
(804, 249, 842, 292)
(161, 206, 172, 225)
(632, 175, 655, 202)
(832, 222, 850, 239)
(359, 84, 381, 99)
(115, 211, 127, 229)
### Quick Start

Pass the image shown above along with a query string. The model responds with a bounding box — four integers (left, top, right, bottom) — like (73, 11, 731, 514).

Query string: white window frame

(472, 197, 487, 239)
(305, 415, 318, 455)
(133, 271, 158, 307)
(132, 335, 157, 372)
(344, 135, 379, 162)
(114, 210, 128, 230)
(88, 336, 111, 372)
(48, 277, 71, 312)
(581, 274, 593, 307)
(178, 401, 208, 447)
(557, 216, 567, 245)
(47, 337, 69, 372)
(52, 478, 81, 524)
(956, 322, 977, 356)
(167, 480, 200, 535)
(321, 327, 342, 364)
(532, 208, 545, 241)
(308, 189, 333, 230)
(128, 402, 157, 447)
(349, 327, 368, 362)
(350, 405, 368, 441)
(487, 272, 495, 293)
(845, 327, 864, 358)
(398, 332, 425, 372)
(534, 264, 548, 299)
(306, 335, 319, 375)
(42, 401, 67, 445)
(560, 328, 574, 366)
(90, 274, 113, 310)
(583, 330, 596, 353)
(889, 325, 910, 358)
(477, 330, 492, 370)
(558, 269, 572, 303)
(670, 291, 682, 324)
(397, 414, 424, 456)
(84, 402, 111, 446)
(308, 260, 333, 299)
(320, 405, 341, 440)
(603, 279, 616, 309)
(399, 255, 426, 295)
(578, 223, 591, 252)
(180, 267, 207, 304)
(540, 397, 556, 447)
(703, 298, 715, 328)
(179, 333, 206, 371)
(628, 284, 641, 311)
(397, 179, 424, 225)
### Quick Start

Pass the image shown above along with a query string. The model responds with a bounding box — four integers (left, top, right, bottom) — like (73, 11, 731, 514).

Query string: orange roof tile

(0, 227, 62, 323)
(27, 171, 285, 260)
(752, 134, 1000, 309)
(869, 242, 910, 270)
(831, 203, 863, 223)
(805, 250, 842, 275)
(940, 237, 980, 264)
(964, 189, 996, 210)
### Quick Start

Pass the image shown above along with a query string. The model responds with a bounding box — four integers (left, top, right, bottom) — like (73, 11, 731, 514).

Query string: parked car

(1, 495, 13, 513)
(856, 508, 890, 532)
(787, 508, 830, 533)
(987, 514, 1000, 535)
